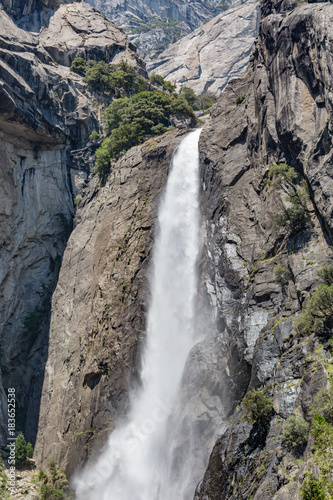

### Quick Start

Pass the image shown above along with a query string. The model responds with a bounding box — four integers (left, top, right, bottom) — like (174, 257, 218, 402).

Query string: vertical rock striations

(194, 0, 333, 497)
(147, 1, 260, 96)
(33, 130, 187, 475)
(0, 0, 142, 450)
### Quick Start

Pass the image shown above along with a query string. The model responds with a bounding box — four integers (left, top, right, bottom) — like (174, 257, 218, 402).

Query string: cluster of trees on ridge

(70, 58, 216, 182)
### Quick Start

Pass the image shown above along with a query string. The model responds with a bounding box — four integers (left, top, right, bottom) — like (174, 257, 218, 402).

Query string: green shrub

(301, 380, 333, 500)
(282, 415, 309, 448)
(180, 87, 217, 111)
(266, 163, 297, 186)
(296, 283, 333, 337)
(0, 457, 8, 495)
(309, 386, 333, 424)
(84, 60, 113, 91)
(318, 265, 333, 286)
(200, 94, 217, 109)
(273, 205, 308, 233)
(236, 94, 245, 105)
(70, 57, 86, 76)
(94, 146, 112, 182)
(89, 130, 100, 141)
(40, 484, 64, 500)
(70, 58, 148, 94)
(274, 264, 291, 286)
(243, 390, 274, 427)
(38, 470, 48, 483)
(295, 263, 333, 337)
(286, 180, 309, 209)
(150, 73, 176, 93)
(37, 460, 72, 500)
(265, 163, 310, 235)
(26, 442, 33, 458)
(15, 433, 33, 467)
(301, 474, 328, 500)
(48, 459, 58, 483)
(95, 90, 196, 180)
(180, 86, 197, 107)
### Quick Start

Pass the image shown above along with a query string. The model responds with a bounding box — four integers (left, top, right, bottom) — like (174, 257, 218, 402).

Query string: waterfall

(74, 128, 202, 500)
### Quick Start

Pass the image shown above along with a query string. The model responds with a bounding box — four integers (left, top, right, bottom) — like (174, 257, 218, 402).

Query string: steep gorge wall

(87, 0, 234, 58)
(0, 0, 142, 450)
(32, 0, 333, 492)
(194, 0, 333, 497)
(34, 130, 187, 475)
(147, 1, 260, 96)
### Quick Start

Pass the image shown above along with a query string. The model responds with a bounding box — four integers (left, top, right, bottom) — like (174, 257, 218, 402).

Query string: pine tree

(15, 433, 28, 466)
(26, 442, 34, 459)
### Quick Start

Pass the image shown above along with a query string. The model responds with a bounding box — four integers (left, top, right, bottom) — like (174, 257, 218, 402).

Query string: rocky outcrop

(87, 0, 240, 59)
(193, 0, 333, 497)
(34, 129, 187, 475)
(0, 0, 142, 450)
(2, 0, 333, 497)
(147, 2, 260, 96)
(33, 0, 333, 493)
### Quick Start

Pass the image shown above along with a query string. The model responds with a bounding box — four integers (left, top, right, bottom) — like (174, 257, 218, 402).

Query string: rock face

(147, 1, 260, 96)
(86, 0, 239, 59)
(0, 0, 72, 19)
(2, 0, 333, 497)
(192, 0, 333, 497)
(0, 0, 142, 450)
(34, 129, 187, 475)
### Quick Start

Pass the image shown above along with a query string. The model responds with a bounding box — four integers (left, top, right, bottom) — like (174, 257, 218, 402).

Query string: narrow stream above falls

(74, 128, 203, 500)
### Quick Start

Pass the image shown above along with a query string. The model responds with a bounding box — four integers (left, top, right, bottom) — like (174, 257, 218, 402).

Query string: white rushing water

(74, 128, 202, 500)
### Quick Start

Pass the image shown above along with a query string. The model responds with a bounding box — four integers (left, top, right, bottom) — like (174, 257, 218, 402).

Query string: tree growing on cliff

(243, 390, 274, 428)
(274, 264, 291, 286)
(264, 163, 310, 235)
(282, 415, 309, 449)
(296, 265, 333, 338)
(70, 58, 147, 94)
(301, 474, 327, 500)
(15, 433, 33, 467)
(150, 73, 176, 93)
(94, 90, 196, 181)
(180, 86, 217, 111)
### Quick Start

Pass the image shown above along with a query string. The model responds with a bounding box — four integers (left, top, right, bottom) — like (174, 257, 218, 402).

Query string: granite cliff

(34, 0, 333, 496)
(147, 1, 260, 96)
(86, 0, 239, 59)
(194, 0, 333, 497)
(0, 0, 143, 451)
(1, 0, 333, 496)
